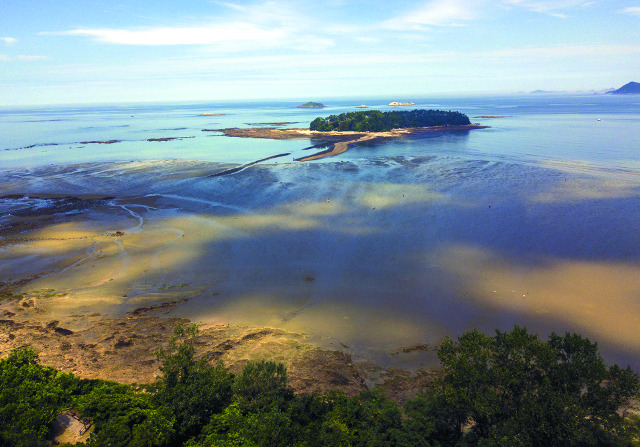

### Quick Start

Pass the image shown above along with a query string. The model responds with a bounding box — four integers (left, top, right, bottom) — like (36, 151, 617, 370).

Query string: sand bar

(217, 124, 488, 161)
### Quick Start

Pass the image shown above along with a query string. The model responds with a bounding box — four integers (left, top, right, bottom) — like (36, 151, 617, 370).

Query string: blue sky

(1, 0, 639, 105)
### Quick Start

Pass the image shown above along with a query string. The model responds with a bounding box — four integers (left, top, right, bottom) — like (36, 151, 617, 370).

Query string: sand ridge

(216, 124, 488, 160)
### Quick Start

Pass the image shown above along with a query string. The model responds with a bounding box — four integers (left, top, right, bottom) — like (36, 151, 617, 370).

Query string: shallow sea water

(1, 95, 639, 370)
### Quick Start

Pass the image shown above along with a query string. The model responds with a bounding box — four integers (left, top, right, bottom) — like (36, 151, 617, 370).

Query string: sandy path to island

(296, 134, 379, 162)
(219, 125, 487, 161)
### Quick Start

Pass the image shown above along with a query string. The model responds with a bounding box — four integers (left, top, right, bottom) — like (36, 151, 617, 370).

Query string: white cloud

(473, 43, 640, 59)
(212, 1, 248, 12)
(48, 23, 285, 46)
(0, 54, 48, 62)
(383, 0, 592, 29)
(500, 0, 594, 15)
(46, 42, 638, 83)
(18, 55, 49, 61)
(42, 1, 338, 52)
(385, 0, 478, 29)
(620, 6, 640, 15)
(1, 37, 17, 45)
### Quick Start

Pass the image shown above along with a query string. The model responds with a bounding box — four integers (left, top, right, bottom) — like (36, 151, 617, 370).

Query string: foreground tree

(77, 383, 175, 447)
(413, 326, 640, 446)
(0, 347, 74, 446)
(153, 323, 234, 442)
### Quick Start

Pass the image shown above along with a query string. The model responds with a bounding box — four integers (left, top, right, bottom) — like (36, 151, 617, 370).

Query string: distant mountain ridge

(609, 82, 640, 94)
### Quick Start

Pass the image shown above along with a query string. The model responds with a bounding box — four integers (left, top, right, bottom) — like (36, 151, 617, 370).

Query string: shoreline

(0, 277, 436, 402)
(0, 193, 440, 402)
(218, 124, 488, 161)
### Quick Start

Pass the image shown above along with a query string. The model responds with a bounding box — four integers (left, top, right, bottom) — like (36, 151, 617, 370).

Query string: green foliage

(415, 326, 640, 446)
(192, 402, 297, 447)
(77, 383, 175, 447)
(0, 346, 82, 447)
(153, 323, 234, 441)
(1, 325, 637, 447)
(309, 109, 471, 132)
(319, 389, 405, 447)
(232, 360, 292, 413)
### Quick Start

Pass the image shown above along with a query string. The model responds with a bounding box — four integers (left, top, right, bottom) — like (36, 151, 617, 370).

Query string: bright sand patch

(431, 244, 640, 354)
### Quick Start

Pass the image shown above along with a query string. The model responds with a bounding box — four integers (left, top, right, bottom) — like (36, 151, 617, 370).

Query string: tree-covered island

(310, 109, 471, 132)
(296, 102, 326, 108)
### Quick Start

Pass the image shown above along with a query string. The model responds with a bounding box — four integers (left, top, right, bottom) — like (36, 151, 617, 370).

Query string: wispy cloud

(474, 43, 640, 59)
(1, 37, 17, 45)
(46, 23, 285, 46)
(42, 1, 338, 52)
(17, 55, 49, 61)
(620, 6, 640, 15)
(385, 0, 478, 29)
(0, 54, 49, 62)
(37, 42, 636, 84)
(211, 1, 248, 12)
(500, 0, 594, 17)
(384, 0, 592, 29)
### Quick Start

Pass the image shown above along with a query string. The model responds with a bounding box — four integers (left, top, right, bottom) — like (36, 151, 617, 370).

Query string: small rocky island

(296, 101, 326, 108)
(388, 101, 415, 106)
(609, 81, 640, 94)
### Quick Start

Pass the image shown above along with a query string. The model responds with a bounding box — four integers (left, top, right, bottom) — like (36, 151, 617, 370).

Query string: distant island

(296, 102, 325, 108)
(388, 101, 415, 106)
(309, 109, 471, 132)
(609, 81, 640, 94)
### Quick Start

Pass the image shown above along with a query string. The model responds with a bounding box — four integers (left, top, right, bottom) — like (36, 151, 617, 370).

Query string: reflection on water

(2, 152, 639, 370)
(2, 94, 640, 369)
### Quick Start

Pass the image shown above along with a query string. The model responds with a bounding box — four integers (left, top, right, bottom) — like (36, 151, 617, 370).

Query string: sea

(1, 94, 640, 370)
(2, 95, 640, 170)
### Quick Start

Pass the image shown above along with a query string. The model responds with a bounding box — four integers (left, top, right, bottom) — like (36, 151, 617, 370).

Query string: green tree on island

(309, 109, 471, 132)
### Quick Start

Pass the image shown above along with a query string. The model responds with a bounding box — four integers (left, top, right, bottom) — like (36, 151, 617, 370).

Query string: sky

(1, 0, 639, 105)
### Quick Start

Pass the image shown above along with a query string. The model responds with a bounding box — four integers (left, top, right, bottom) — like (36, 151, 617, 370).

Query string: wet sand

(0, 192, 438, 397)
(1, 155, 640, 387)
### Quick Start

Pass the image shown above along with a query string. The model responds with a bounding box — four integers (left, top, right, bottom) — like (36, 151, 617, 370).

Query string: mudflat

(0, 190, 438, 401)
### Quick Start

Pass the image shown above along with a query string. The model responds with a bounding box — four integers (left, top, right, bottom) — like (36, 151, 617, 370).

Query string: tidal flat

(1, 96, 640, 392)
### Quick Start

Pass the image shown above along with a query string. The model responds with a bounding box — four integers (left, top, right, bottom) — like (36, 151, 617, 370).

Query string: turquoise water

(2, 95, 639, 169)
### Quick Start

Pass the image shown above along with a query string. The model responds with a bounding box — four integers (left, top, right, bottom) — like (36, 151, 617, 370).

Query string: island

(213, 109, 487, 161)
(609, 81, 640, 94)
(296, 101, 326, 108)
(310, 109, 471, 132)
(388, 101, 415, 106)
